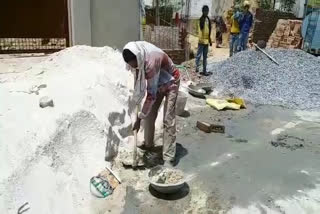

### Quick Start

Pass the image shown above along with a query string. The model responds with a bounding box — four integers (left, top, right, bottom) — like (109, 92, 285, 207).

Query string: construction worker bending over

(195, 5, 212, 76)
(122, 41, 180, 167)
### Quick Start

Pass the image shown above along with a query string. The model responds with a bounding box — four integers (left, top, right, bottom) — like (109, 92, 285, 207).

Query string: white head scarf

(123, 41, 161, 105)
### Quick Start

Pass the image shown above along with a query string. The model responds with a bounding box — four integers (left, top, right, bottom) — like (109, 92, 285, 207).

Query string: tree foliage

(260, 0, 273, 9)
(280, 0, 295, 12)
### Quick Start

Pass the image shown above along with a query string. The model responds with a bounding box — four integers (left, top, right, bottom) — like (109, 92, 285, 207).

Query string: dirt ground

(180, 45, 229, 85)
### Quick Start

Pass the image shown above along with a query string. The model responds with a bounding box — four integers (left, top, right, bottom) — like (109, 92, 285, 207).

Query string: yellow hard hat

(244, 1, 251, 6)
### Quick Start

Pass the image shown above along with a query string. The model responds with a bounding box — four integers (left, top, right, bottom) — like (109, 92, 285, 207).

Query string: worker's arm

(137, 62, 160, 120)
(197, 20, 201, 37)
(132, 63, 160, 131)
(249, 13, 254, 29)
(233, 11, 242, 22)
(138, 74, 159, 120)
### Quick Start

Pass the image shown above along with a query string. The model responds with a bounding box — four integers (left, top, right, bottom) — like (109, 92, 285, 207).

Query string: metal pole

(156, 0, 160, 26)
(303, 0, 308, 18)
(254, 44, 280, 65)
(139, 0, 144, 40)
(132, 106, 138, 169)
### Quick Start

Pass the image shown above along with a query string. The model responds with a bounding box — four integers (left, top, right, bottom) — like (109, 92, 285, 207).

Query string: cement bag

(227, 98, 246, 108)
(206, 99, 241, 110)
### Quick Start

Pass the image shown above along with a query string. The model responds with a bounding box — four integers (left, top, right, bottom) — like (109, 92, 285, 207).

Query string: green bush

(280, 0, 295, 12)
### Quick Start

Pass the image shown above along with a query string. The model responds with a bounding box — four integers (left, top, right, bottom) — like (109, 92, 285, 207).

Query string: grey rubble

(208, 49, 320, 110)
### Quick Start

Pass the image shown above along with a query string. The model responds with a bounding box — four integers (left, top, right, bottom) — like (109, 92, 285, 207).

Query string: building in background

(144, 0, 233, 18)
(71, 0, 141, 49)
(0, 0, 141, 53)
(274, 0, 306, 18)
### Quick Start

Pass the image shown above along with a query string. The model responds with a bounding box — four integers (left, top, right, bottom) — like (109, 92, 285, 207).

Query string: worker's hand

(209, 38, 213, 46)
(132, 118, 141, 132)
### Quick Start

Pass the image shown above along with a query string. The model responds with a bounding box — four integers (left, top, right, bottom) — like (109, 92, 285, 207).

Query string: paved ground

(113, 95, 320, 214)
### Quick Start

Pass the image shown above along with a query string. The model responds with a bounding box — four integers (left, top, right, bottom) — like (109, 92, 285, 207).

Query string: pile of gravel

(208, 49, 320, 109)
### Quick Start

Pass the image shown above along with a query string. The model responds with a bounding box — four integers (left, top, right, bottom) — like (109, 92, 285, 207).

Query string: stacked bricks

(268, 19, 303, 49)
(252, 8, 296, 44)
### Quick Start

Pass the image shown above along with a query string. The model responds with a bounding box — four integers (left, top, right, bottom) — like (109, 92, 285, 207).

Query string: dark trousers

(195, 44, 209, 73)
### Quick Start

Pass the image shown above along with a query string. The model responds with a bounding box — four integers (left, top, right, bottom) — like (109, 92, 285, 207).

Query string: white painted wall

(69, 0, 92, 46)
(275, 0, 306, 18)
(211, 0, 233, 16)
(190, 0, 213, 18)
(90, 0, 140, 49)
(182, 0, 232, 18)
(69, 0, 140, 49)
(145, 0, 153, 6)
(293, 0, 306, 18)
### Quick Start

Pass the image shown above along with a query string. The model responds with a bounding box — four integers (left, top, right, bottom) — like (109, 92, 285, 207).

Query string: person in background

(213, 16, 227, 48)
(238, 1, 253, 51)
(195, 5, 212, 76)
(229, 5, 241, 57)
(122, 41, 180, 167)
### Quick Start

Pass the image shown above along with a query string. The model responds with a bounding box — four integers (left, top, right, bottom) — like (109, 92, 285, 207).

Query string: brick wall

(252, 9, 297, 43)
(164, 49, 186, 65)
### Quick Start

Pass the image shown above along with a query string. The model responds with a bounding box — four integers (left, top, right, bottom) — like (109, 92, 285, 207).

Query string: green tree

(280, 0, 295, 12)
(260, 0, 273, 9)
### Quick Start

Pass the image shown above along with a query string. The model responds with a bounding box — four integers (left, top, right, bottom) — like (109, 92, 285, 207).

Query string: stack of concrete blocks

(268, 19, 302, 49)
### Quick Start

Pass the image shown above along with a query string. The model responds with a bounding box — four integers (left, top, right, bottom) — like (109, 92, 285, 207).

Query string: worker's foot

(163, 161, 175, 168)
(200, 72, 212, 76)
(163, 158, 178, 168)
(138, 144, 153, 151)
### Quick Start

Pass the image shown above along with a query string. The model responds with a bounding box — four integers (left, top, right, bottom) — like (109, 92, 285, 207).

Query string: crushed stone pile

(208, 49, 320, 109)
(151, 168, 184, 184)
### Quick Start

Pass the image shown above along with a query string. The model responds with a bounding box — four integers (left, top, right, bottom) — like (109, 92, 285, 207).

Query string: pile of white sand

(0, 46, 134, 213)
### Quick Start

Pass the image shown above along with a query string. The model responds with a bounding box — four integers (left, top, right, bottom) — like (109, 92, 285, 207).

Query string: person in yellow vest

(195, 5, 212, 76)
(229, 5, 241, 57)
